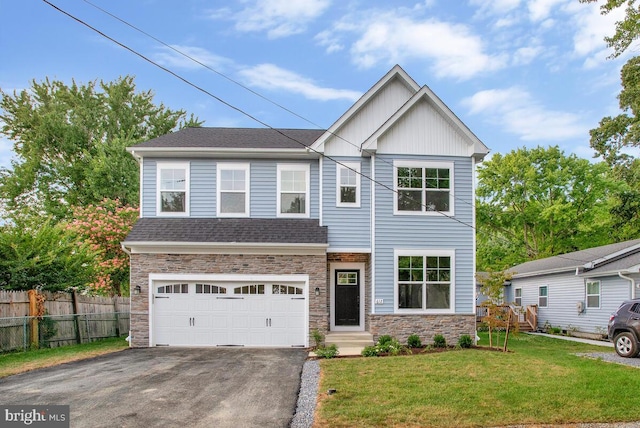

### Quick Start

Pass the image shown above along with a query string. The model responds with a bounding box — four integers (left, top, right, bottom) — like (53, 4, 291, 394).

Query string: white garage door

(152, 281, 306, 347)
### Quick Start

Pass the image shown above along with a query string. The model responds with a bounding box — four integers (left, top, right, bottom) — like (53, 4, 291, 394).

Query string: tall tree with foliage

(0, 220, 97, 292)
(66, 199, 139, 296)
(0, 76, 201, 219)
(476, 146, 615, 271)
(581, 0, 640, 58)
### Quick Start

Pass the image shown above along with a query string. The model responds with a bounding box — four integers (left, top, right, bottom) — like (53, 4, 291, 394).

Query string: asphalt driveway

(0, 347, 307, 428)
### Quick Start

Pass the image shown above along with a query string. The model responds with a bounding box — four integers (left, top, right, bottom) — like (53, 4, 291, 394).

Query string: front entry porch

(323, 331, 374, 356)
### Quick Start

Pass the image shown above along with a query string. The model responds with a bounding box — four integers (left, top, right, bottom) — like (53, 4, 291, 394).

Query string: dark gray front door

(335, 270, 359, 326)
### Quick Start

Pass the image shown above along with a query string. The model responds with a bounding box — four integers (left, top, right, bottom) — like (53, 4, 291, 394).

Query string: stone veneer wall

(129, 253, 327, 347)
(369, 314, 476, 345)
(327, 253, 371, 331)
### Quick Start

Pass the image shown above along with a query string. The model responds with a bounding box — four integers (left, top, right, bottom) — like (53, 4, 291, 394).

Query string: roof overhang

(122, 241, 329, 256)
(582, 243, 640, 270)
(126, 147, 319, 160)
(578, 264, 640, 279)
(511, 266, 580, 279)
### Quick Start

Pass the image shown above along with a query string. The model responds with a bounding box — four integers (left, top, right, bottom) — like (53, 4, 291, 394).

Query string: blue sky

(0, 0, 634, 169)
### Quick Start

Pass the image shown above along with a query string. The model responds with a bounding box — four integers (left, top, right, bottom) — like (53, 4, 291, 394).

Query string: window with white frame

(396, 250, 454, 312)
(394, 161, 453, 215)
(586, 280, 600, 308)
(157, 162, 189, 215)
(337, 162, 360, 207)
(514, 288, 522, 306)
(217, 163, 250, 217)
(277, 164, 309, 217)
(538, 285, 548, 308)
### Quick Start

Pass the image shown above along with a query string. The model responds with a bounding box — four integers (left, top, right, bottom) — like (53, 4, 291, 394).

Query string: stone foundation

(368, 314, 476, 345)
(129, 252, 328, 347)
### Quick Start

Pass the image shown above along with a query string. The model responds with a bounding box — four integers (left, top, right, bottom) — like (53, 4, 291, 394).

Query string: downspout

(121, 243, 133, 347)
(618, 272, 636, 299)
(370, 154, 376, 315)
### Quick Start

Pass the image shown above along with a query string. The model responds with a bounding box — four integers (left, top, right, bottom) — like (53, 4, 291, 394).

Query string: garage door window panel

(196, 284, 227, 294)
(235, 284, 265, 295)
(272, 284, 303, 295)
(157, 284, 189, 294)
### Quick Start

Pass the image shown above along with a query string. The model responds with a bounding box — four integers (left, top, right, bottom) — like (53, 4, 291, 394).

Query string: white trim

(138, 157, 144, 218)
(329, 263, 366, 332)
(472, 157, 477, 313)
(514, 287, 522, 306)
(216, 162, 250, 218)
(336, 162, 361, 208)
(319, 157, 323, 227)
(127, 146, 319, 159)
(327, 247, 372, 253)
(156, 161, 190, 217)
(371, 154, 376, 315)
(277, 163, 310, 218)
(538, 285, 549, 308)
(148, 273, 309, 348)
(585, 279, 601, 309)
(393, 249, 456, 314)
(393, 160, 455, 216)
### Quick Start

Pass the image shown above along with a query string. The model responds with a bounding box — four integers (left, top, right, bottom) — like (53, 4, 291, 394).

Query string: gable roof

(509, 239, 640, 278)
(310, 65, 420, 152)
(360, 85, 489, 161)
(124, 218, 328, 245)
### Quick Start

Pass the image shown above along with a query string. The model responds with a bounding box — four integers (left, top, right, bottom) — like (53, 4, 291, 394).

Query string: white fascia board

(327, 247, 372, 254)
(309, 65, 420, 153)
(578, 264, 640, 278)
(126, 147, 318, 159)
(361, 86, 489, 155)
(124, 241, 328, 255)
(511, 266, 580, 279)
(583, 244, 640, 269)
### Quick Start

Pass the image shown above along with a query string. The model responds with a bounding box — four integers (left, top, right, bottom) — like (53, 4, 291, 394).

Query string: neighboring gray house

(507, 239, 640, 338)
(122, 65, 490, 348)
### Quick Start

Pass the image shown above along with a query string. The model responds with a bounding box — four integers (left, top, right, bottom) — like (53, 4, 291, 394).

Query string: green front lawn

(315, 333, 639, 427)
(0, 337, 129, 378)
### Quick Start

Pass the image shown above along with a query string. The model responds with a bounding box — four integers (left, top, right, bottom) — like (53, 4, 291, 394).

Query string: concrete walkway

(526, 332, 613, 347)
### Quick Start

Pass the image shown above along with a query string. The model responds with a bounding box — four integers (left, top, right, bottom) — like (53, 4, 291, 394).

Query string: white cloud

(239, 64, 361, 101)
(222, 0, 331, 39)
(513, 45, 543, 65)
(462, 87, 588, 141)
(315, 30, 344, 53)
(528, 0, 567, 22)
(154, 45, 231, 70)
(325, 10, 506, 80)
(470, 0, 521, 17)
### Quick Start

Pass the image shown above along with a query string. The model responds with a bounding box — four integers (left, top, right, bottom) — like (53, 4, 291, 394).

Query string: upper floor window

(394, 161, 453, 215)
(157, 162, 189, 216)
(586, 280, 600, 309)
(396, 250, 454, 313)
(277, 164, 310, 217)
(337, 162, 360, 207)
(217, 163, 250, 217)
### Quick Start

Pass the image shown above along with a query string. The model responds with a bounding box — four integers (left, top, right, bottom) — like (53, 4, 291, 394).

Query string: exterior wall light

(315, 287, 320, 296)
(133, 285, 142, 295)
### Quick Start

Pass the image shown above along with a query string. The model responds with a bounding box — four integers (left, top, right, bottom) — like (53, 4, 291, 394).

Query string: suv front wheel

(613, 332, 639, 358)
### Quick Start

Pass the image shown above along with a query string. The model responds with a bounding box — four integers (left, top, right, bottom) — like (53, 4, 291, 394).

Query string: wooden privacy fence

(0, 290, 130, 352)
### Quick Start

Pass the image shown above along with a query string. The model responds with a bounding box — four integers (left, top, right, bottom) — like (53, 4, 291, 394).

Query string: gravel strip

(576, 352, 640, 369)
(290, 359, 320, 428)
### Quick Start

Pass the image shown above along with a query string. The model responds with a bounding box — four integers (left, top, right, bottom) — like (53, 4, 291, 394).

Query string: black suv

(608, 298, 640, 358)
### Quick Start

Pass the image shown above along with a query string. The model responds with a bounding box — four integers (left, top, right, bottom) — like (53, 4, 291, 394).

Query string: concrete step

(313, 332, 374, 356)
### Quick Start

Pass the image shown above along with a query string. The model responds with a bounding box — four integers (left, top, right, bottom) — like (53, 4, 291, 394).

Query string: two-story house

(122, 65, 489, 348)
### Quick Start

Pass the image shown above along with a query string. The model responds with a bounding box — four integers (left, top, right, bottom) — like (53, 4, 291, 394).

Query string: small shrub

(361, 345, 379, 357)
(311, 329, 324, 349)
(377, 335, 393, 346)
(407, 334, 422, 348)
(433, 334, 447, 348)
(458, 334, 473, 348)
(550, 326, 562, 335)
(315, 344, 339, 358)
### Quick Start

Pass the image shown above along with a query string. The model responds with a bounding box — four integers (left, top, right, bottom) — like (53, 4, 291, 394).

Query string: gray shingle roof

(509, 238, 640, 277)
(131, 127, 325, 149)
(123, 218, 328, 245)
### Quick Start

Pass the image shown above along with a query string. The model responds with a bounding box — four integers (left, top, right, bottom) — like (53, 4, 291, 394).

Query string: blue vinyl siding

(322, 157, 371, 249)
(373, 154, 476, 314)
(141, 158, 319, 219)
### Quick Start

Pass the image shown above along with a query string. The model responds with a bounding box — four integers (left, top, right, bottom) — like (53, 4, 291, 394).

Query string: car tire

(614, 332, 639, 358)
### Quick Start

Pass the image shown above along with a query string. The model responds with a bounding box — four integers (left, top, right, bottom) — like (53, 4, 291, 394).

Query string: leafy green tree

(67, 199, 139, 296)
(0, 219, 97, 292)
(476, 146, 615, 270)
(580, 0, 640, 58)
(0, 76, 201, 219)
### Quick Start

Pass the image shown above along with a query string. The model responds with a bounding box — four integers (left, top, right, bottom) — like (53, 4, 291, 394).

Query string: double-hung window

(157, 162, 189, 215)
(514, 288, 522, 306)
(337, 162, 360, 207)
(586, 280, 600, 309)
(396, 250, 454, 313)
(217, 163, 250, 217)
(277, 164, 310, 217)
(394, 161, 453, 215)
(538, 286, 548, 308)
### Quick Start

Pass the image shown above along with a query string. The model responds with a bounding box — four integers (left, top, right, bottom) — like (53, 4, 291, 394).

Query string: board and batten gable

(140, 158, 320, 219)
(322, 157, 371, 250)
(512, 272, 633, 334)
